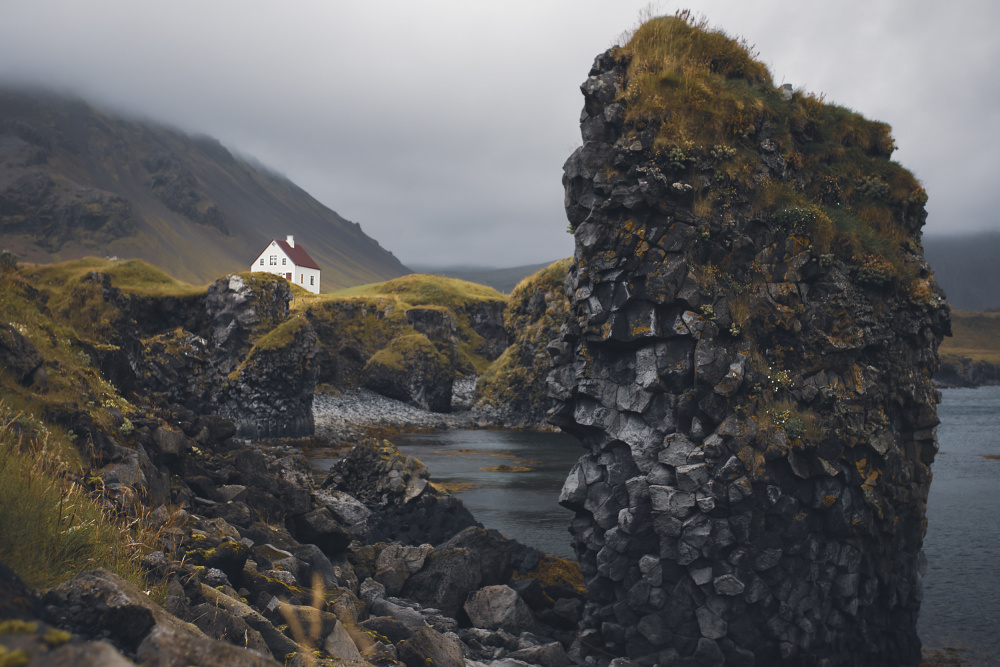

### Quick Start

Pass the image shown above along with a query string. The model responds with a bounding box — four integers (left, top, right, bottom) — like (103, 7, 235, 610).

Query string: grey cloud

(0, 0, 997, 267)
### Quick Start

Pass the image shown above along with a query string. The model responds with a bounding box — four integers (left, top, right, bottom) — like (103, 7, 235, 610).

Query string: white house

(250, 235, 321, 294)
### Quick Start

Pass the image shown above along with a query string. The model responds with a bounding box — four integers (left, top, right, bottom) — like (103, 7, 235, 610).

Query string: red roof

(273, 239, 320, 270)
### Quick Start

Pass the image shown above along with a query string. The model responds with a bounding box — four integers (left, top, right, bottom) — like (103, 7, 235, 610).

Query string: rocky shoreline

(313, 383, 557, 444)
(1, 407, 588, 667)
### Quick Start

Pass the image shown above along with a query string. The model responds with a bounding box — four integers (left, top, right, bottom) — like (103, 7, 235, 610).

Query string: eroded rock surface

(548, 41, 949, 666)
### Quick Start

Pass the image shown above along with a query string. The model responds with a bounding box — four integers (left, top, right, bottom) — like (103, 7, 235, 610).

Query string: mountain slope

(0, 87, 409, 289)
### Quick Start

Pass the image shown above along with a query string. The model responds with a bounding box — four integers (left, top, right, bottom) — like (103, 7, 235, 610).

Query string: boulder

(396, 625, 464, 667)
(361, 334, 454, 412)
(42, 569, 280, 666)
(292, 507, 353, 556)
(463, 585, 535, 635)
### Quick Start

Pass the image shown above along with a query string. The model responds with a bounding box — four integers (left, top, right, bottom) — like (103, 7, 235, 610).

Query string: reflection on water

(918, 387, 1000, 664)
(393, 429, 583, 559)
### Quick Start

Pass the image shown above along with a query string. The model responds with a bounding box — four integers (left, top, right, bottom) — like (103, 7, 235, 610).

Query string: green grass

(367, 333, 448, 372)
(313, 274, 507, 375)
(610, 11, 926, 286)
(0, 403, 149, 589)
(940, 310, 1000, 365)
(329, 273, 505, 307)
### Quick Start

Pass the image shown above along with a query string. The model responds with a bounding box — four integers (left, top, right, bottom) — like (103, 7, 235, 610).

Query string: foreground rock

(549, 22, 949, 667)
(1, 422, 585, 667)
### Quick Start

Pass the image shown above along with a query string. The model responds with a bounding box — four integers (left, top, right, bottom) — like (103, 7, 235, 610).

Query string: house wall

(249, 241, 321, 294)
(292, 267, 321, 294)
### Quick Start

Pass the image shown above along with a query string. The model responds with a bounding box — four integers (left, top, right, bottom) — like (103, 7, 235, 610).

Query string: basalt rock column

(548, 17, 949, 666)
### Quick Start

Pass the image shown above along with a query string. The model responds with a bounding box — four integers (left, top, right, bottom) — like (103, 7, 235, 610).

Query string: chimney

(286, 235, 295, 248)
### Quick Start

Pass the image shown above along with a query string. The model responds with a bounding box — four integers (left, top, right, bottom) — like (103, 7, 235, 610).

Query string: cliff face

(549, 17, 949, 666)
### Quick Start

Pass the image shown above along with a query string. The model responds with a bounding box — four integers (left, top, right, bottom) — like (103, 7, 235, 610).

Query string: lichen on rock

(549, 13, 949, 666)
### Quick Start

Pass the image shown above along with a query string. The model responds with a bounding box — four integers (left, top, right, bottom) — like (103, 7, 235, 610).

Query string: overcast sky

(1, 1, 997, 268)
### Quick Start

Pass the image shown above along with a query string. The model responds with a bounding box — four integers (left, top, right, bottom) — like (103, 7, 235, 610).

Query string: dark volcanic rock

(549, 34, 949, 667)
(361, 333, 454, 412)
(323, 439, 479, 546)
(139, 273, 318, 438)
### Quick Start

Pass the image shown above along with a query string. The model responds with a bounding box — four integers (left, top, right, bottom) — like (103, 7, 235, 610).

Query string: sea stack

(548, 14, 949, 666)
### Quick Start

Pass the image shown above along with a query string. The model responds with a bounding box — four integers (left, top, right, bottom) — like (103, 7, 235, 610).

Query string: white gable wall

(249, 240, 322, 294)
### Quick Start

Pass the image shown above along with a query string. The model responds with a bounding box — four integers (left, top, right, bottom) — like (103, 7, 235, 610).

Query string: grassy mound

(609, 11, 928, 288)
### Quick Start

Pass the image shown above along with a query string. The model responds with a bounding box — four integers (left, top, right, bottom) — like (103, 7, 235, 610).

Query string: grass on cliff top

(0, 272, 137, 442)
(366, 333, 449, 372)
(329, 273, 505, 307)
(940, 310, 1000, 365)
(0, 402, 149, 590)
(509, 258, 573, 300)
(22, 257, 204, 300)
(308, 274, 506, 374)
(614, 12, 926, 286)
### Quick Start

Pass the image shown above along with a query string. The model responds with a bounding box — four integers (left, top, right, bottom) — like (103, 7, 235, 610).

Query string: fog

(2, 0, 997, 266)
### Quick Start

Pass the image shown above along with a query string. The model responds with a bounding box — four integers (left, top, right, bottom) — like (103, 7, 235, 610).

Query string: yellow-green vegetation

(301, 274, 507, 387)
(612, 11, 925, 285)
(480, 464, 533, 473)
(940, 310, 1000, 365)
(0, 403, 149, 590)
(16, 257, 203, 342)
(366, 333, 448, 372)
(513, 554, 586, 597)
(249, 313, 308, 353)
(0, 270, 135, 444)
(333, 273, 504, 305)
(478, 259, 572, 413)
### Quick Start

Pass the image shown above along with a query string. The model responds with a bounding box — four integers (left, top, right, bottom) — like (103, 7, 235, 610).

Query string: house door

(285, 273, 292, 280)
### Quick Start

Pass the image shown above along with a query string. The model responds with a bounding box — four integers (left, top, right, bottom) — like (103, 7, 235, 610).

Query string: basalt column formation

(548, 16, 949, 666)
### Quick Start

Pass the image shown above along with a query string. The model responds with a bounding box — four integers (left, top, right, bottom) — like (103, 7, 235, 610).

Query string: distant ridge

(924, 233, 1000, 310)
(408, 261, 557, 294)
(0, 87, 409, 289)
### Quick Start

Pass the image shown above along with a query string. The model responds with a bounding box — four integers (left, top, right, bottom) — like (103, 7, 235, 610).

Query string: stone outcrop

(475, 259, 572, 427)
(139, 273, 319, 437)
(322, 439, 479, 545)
(548, 25, 949, 667)
(361, 333, 455, 412)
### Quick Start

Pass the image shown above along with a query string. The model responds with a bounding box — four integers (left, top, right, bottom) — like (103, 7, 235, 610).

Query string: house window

(300, 274, 304, 283)
(269, 255, 277, 265)
(282, 258, 286, 265)
(310, 276, 314, 286)
(259, 258, 264, 266)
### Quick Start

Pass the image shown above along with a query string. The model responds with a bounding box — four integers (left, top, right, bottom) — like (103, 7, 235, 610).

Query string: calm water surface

(918, 386, 1000, 664)
(394, 429, 582, 559)
(347, 387, 999, 662)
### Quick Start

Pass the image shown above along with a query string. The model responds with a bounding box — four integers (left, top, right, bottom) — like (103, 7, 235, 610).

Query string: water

(393, 429, 583, 559)
(918, 386, 1000, 664)
(318, 387, 1000, 662)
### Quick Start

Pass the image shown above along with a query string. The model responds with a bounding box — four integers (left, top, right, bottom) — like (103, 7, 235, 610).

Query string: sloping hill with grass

(299, 274, 509, 407)
(0, 87, 409, 289)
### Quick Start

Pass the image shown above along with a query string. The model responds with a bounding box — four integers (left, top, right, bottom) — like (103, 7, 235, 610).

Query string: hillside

(407, 261, 557, 294)
(0, 87, 409, 289)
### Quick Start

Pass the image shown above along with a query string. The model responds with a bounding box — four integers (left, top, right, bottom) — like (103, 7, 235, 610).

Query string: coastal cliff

(548, 15, 949, 666)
